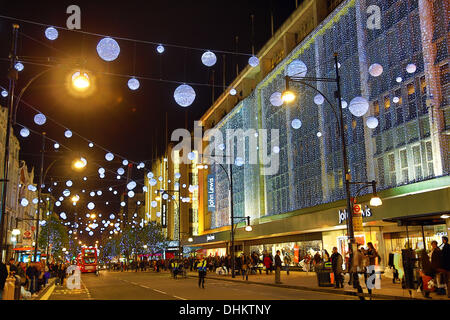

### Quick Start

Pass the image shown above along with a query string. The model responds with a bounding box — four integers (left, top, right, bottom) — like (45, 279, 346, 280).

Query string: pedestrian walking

(331, 247, 344, 288)
(240, 254, 250, 281)
(274, 250, 282, 284)
(197, 255, 207, 289)
(440, 236, 450, 298)
(263, 254, 272, 275)
(283, 253, 291, 275)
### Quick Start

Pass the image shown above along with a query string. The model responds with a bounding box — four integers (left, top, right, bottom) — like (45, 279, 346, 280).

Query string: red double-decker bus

(77, 247, 98, 273)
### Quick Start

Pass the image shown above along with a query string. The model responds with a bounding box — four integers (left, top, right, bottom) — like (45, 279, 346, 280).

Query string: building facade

(182, 0, 449, 264)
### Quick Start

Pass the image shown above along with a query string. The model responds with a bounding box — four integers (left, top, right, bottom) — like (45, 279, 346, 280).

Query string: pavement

(185, 269, 450, 300)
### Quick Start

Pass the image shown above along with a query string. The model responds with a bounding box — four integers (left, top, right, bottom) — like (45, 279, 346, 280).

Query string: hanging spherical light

(87, 202, 95, 210)
(317, 132, 322, 137)
(20, 198, 29, 207)
(273, 146, 280, 154)
(105, 153, 114, 161)
(341, 100, 348, 109)
(1, 90, 8, 97)
(291, 118, 302, 129)
(201, 51, 217, 67)
(128, 77, 140, 90)
(122, 159, 128, 166)
(174, 172, 181, 179)
(20, 127, 30, 137)
(55, 201, 61, 207)
(63, 189, 70, 197)
(54, 143, 60, 149)
(127, 181, 137, 190)
(368, 63, 383, 77)
(174, 84, 196, 107)
(66, 180, 73, 187)
(156, 44, 165, 54)
(88, 142, 94, 148)
(96, 37, 120, 62)
(270, 92, 283, 107)
(151, 201, 157, 208)
(396, 77, 402, 83)
(366, 116, 379, 129)
(97, 190, 102, 196)
(230, 88, 237, 96)
(314, 94, 324, 105)
(65, 130, 72, 138)
(128, 191, 135, 198)
(45, 27, 58, 40)
(406, 63, 416, 74)
(34, 113, 46, 125)
(349, 96, 369, 117)
(286, 59, 307, 77)
(149, 178, 157, 186)
(187, 152, 196, 161)
(139, 162, 145, 168)
(248, 56, 259, 67)
(14, 62, 24, 72)
(60, 212, 67, 220)
(117, 168, 125, 175)
(147, 172, 154, 179)
(393, 97, 400, 104)
(98, 168, 105, 175)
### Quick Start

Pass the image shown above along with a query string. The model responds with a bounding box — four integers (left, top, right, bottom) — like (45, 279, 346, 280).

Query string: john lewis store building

(185, 0, 449, 264)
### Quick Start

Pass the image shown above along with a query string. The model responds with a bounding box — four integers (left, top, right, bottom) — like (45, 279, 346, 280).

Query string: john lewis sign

(338, 205, 373, 224)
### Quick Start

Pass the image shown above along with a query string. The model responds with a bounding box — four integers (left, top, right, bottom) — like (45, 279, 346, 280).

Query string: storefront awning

(383, 212, 449, 226)
(13, 247, 34, 251)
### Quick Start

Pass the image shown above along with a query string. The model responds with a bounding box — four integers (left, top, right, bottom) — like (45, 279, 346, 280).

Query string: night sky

(0, 0, 298, 242)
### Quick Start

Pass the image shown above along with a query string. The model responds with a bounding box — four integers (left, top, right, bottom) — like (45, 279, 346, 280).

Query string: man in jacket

(274, 250, 282, 284)
(441, 236, 450, 298)
(331, 247, 344, 288)
(197, 254, 207, 289)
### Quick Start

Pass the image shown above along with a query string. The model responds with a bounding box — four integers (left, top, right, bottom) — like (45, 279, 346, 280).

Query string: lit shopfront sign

(207, 174, 216, 212)
(162, 200, 167, 228)
(206, 235, 215, 242)
(338, 205, 372, 224)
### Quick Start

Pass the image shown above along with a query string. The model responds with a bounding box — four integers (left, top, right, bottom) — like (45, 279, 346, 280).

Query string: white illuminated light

(248, 56, 259, 67)
(128, 191, 135, 198)
(201, 51, 217, 67)
(87, 202, 95, 210)
(34, 113, 47, 125)
(314, 94, 324, 105)
(341, 100, 348, 109)
(1, 90, 8, 98)
(270, 92, 283, 107)
(368, 63, 383, 77)
(45, 27, 58, 40)
(156, 45, 165, 54)
(286, 59, 307, 77)
(230, 88, 237, 96)
(273, 146, 280, 154)
(117, 168, 125, 175)
(97, 37, 120, 62)
(15, 62, 24, 72)
(66, 180, 73, 187)
(128, 77, 140, 90)
(20, 128, 30, 137)
(120, 202, 126, 207)
(89, 142, 94, 148)
(127, 181, 136, 190)
(366, 116, 379, 129)
(65, 130, 72, 138)
(105, 153, 114, 161)
(349, 97, 369, 117)
(317, 132, 322, 137)
(122, 160, 128, 166)
(291, 118, 302, 129)
(406, 63, 416, 74)
(396, 77, 402, 83)
(54, 143, 60, 149)
(20, 198, 29, 207)
(151, 201, 157, 208)
(149, 178, 157, 186)
(174, 84, 196, 107)
(187, 152, 196, 161)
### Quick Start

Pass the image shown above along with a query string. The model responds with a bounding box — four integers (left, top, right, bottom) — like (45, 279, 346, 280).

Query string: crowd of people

(0, 258, 71, 299)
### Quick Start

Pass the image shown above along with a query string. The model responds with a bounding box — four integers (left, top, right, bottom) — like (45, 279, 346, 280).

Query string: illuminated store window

(399, 149, 409, 183)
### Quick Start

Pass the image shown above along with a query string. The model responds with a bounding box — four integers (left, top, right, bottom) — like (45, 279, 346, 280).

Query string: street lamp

(71, 71, 91, 91)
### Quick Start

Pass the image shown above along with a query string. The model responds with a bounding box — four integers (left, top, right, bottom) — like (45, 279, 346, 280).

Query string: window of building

(412, 145, 422, 180)
(408, 102, 417, 119)
(399, 149, 409, 183)
(407, 83, 416, 101)
(377, 157, 385, 187)
(425, 141, 434, 177)
(396, 127, 406, 146)
(440, 64, 449, 86)
(384, 96, 391, 110)
(396, 107, 404, 124)
(373, 100, 380, 116)
(419, 116, 430, 138)
(384, 113, 392, 130)
(388, 153, 396, 186)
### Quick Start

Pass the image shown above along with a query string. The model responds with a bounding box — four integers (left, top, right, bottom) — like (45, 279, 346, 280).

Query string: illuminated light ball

(248, 56, 259, 67)
(14, 62, 24, 72)
(150, 201, 158, 209)
(32, 198, 38, 204)
(116, 175, 121, 180)
(63, 189, 70, 196)
(396, 77, 402, 83)
(393, 97, 400, 104)
(273, 146, 280, 154)
(65, 130, 72, 138)
(113, 191, 118, 195)
(188, 185, 195, 193)
(314, 94, 324, 105)
(34, 113, 47, 125)
(89, 142, 94, 148)
(20, 198, 29, 207)
(162, 193, 169, 200)
(1, 90, 8, 97)
(127, 181, 136, 190)
(291, 118, 302, 129)
(349, 96, 369, 117)
(149, 178, 157, 186)
(174, 172, 181, 179)
(128, 77, 140, 90)
(87, 202, 95, 210)
(109, 214, 115, 219)
(90, 191, 95, 197)
(89, 231, 94, 236)
(147, 172, 154, 179)
(55, 201, 61, 207)
(105, 153, 114, 161)
(122, 159, 128, 166)
(45, 27, 58, 40)
(139, 162, 145, 168)
(174, 84, 196, 107)
(156, 212, 161, 218)
(97, 37, 120, 62)
(368, 63, 383, 77)
(59, 197, 63, 201)
(100, 174, 105, 179)
(341, 100, 348, 109)
(187, 152, 196, 161)
(366, 116, 379, 129)
(83, 177, 87, 181)
(286, 59, 307, 77)
(20, 127, 30, 137)
(201, 50, 217, 67)
(128, 191, 135, 198)
(98, 168, 105, 175)
(235, 157, 244, 166)
(317, 132, 322, 137)
(230, 88, 237, 96)
(270, 92, 283, 107)
(218, 143, 225, 151)
(28, 185, 37, 192)
(406, 63, 416, 74)
(66, 180, 73, 187)
(54, 143, 60, 149)
(120, 201, 126, 207)
(117, 168, 125, 175)
(97, 190, 102, 196)
(156, 44, 165, 54)
(60, 212, 67, 220)
(182, 184, 186, 188)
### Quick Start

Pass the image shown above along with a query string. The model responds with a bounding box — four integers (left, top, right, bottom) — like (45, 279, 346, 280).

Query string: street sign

(352, 204, 364, 233)
(24, 231, 31, 238)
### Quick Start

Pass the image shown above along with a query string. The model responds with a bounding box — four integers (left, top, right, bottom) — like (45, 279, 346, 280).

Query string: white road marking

(153, 289, 167, 295)
(173, 295, 187, 300)
(139, 285, 150, 289)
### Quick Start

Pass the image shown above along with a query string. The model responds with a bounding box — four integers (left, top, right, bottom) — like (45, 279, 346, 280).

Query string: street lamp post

(157, 189, 182, 259)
